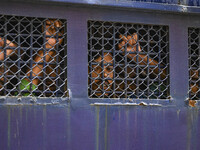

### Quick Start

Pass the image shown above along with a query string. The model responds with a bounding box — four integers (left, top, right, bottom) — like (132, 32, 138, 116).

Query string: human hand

(118, 33, 141, 53)
(44, 19, 64, 49)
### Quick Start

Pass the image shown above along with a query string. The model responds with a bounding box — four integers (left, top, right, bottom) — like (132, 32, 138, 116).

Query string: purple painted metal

(0, 1, 199, 150)
(0, 105, 199, 150)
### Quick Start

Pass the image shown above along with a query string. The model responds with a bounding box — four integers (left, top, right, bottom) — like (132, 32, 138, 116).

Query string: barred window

(188, 27, 200, 100)
(88, 21, 170, 99)
(0, 15, 67, 97)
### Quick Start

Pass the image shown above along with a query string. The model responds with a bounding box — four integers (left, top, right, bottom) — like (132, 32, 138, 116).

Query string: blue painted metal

(0, 1, 199, 150)
(0, 105, 199, 150)
(31, 0, 199, 6)
(3, 0, 200, 13)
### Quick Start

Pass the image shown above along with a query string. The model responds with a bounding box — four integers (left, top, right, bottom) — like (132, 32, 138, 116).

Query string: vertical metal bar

(158, 26, 161, 98)
(102, 22, 104, 98)
(43, 19, 47, 96)
(198, 28, 200, 98)
(136, 24, 139, 99)
(17, 16, 21, 95)
(64, 20, 68, 97)
(67, 11, 88, 99)
(147, 25, 150, 98)
(169, 19, 188, 106)
(167, 27, 170, 99)
(30, 18, 33, 95)
(88, 21, 91, 97)
(124, 23, 128, 98)
(55, 19, 59, 97)
(113, 24, 116, 98)
(3, 16, 7, 96)
(188, 28, 191, 99)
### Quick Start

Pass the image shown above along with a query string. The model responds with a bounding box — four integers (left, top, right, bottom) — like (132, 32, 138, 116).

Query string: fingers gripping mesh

(0, 15, 67, 97)
(88, 21, 170, 99)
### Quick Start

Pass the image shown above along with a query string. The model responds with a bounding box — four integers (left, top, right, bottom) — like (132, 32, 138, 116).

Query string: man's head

(90, 52, 114, 97)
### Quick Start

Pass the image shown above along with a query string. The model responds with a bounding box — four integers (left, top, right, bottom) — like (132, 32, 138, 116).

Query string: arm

(27, 19, 63, 86)
(118, 34, 167, 80)
(0, 37, 17, 60)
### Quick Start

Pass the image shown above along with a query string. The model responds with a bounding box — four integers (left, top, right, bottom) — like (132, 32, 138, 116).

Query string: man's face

(90, 53, 114, 97)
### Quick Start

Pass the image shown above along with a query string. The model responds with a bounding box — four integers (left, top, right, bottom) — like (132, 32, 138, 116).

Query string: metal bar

(113, 24, 116, 98)
(169, 18, 188, 105)
(125, 23, 128, 98)
(67, 11, 88, 99)
(3, 16, 7, 96)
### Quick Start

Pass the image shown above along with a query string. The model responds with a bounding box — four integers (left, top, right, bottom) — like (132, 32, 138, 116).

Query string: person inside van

(0, 19, 64, 95)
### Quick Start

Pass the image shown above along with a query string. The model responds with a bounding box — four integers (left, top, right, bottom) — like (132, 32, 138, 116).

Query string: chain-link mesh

(0, 15, 67, 97)
(88, 20, 170, 99)
(188, 27, 200, 100)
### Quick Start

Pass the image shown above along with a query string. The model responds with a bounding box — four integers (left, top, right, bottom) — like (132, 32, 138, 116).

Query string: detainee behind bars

(0, 38, 17, 86)
(0, 19, 64, 95)
(20, 19, 64, 93)
(89, 33, 168, 98)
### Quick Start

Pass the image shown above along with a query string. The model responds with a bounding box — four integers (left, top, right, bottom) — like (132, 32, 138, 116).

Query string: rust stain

(139, 102, 147, 106)
(188, 100, 197, 107)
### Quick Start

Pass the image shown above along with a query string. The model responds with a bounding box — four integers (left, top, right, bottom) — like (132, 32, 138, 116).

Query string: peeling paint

(177, 109, 181, 119)
(68, 89, 72, 99)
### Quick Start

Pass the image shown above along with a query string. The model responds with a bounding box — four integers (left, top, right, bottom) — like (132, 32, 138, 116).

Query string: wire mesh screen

(188, 27, 200, 100)
(0, 15, 67, 97)
(88, 20, 170, 99)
